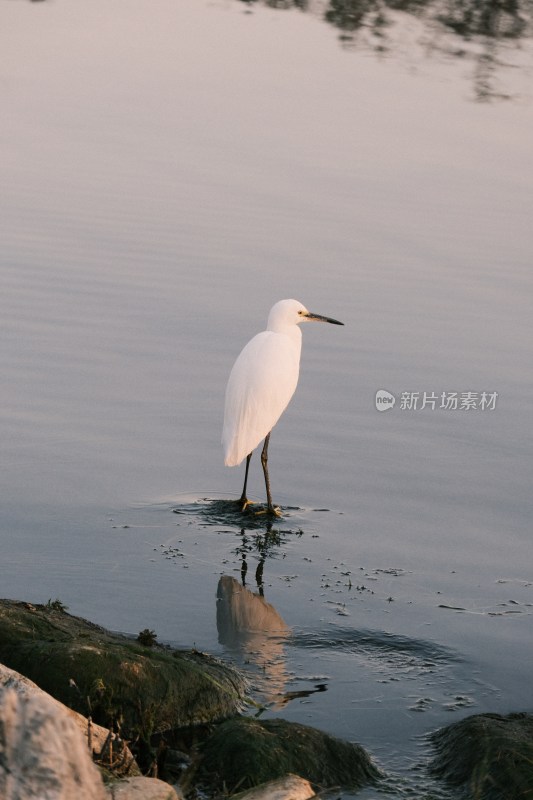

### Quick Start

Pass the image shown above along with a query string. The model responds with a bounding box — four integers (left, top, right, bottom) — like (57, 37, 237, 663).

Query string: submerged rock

(430, 712, 533, 800)
(0, 599, 246, 741)
(190, 716, 381, 795)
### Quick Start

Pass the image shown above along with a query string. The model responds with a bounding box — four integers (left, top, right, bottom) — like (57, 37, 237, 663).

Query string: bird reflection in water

(235, 525, 288, 596)
(216, 525, 328, 709)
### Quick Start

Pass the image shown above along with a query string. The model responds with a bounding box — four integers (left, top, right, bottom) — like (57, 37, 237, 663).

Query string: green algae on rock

(430, 712, 533, 800)
(0, 599, 246, 740)
(191, 716, 381, 795)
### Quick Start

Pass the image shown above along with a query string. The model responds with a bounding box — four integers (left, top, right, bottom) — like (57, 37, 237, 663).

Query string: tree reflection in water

(25, 0, 533, 98)
(239, 0, 532, 99)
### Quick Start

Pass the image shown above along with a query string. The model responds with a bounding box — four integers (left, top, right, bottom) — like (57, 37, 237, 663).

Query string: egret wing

(222, 331, 300, 466)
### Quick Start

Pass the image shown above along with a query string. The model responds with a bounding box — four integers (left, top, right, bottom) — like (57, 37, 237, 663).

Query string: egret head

(267, 299, 344, 332)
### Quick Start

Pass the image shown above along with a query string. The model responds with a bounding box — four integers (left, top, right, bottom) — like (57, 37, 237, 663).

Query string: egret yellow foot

(254, 505, 282, 518)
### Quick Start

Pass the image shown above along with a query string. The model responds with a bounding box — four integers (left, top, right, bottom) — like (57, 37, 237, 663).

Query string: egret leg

(260, 432, 281, 516)
(239, 453, 252, 511)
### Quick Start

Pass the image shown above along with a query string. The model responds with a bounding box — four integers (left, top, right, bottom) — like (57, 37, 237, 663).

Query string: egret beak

(302, 311, 344, 325)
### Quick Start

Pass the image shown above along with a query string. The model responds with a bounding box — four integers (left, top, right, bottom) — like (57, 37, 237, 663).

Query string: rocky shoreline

(1, 600, 532, 799)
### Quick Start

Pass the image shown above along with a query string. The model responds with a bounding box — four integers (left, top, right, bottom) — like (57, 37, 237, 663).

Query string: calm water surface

(2, 0, 533, 795)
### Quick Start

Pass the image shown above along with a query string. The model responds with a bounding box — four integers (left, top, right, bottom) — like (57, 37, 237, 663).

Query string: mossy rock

(192, 716, 381, 794)
(430, 712, 533, 800)
(0, 599, 246, 740)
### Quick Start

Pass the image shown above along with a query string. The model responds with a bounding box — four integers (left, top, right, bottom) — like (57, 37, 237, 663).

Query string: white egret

(222, 299, 344, 515)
